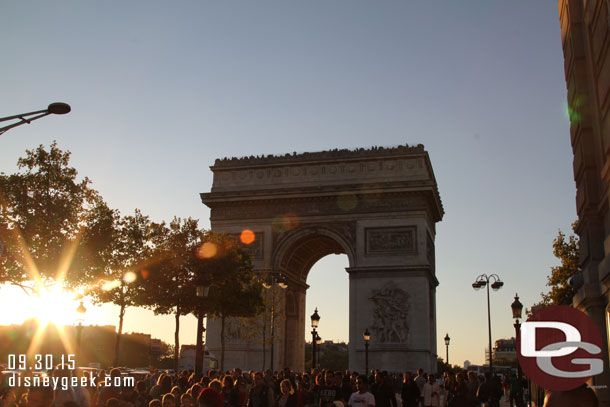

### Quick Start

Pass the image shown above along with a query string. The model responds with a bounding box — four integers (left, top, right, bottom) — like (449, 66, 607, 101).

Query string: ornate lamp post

(0, 103, 71, 136)
(76, 300, 86, 364)
(311, 308, 320, 369)
(195, 283, 210, 376)
(363, 328, 370, 374)
(472, 274, 504, 374)
(444, 333, 450, 366)
(511, 293, 524, 407)
(263, 272, 288, 372)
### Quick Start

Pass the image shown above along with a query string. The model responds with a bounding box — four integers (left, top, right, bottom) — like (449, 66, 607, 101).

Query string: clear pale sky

(0, 1, 574, 368)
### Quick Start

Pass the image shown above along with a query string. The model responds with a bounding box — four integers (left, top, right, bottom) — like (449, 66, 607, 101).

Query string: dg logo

(518, 305, 604, 391)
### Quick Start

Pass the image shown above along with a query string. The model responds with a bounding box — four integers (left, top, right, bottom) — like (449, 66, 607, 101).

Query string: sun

(33, 286, 80, 327)
(0, 285, 80, 327)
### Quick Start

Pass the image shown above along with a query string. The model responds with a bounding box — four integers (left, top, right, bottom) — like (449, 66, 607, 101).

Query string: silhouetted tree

(0, 142, 114, 294)
(540, 224, 580, 306)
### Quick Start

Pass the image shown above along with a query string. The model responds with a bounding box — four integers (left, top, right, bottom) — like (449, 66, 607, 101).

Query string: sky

(0, 1, 575, 368)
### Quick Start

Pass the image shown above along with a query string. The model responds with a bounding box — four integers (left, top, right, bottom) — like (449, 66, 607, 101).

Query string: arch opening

(304, 253, 350, 370)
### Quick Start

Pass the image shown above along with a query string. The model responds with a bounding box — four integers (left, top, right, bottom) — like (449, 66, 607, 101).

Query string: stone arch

(201, 145, 443, 373)
(272, 226, 356, 283)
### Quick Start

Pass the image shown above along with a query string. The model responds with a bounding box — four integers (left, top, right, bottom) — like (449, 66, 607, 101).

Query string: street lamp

(363, 328, 370, 374)
(444, 333, 450, 366)
(472, 274, 504, 374)
(76, 300, 86, 364)
(0, 103, 71, 136)
(511, 293, 524, 374)
(195, 283, 210, 376)
(311, 308, 320, 369)
(263, 271, 288, 372)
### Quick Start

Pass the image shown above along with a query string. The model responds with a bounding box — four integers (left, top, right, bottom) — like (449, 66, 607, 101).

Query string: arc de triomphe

(200, 144, 443, 373)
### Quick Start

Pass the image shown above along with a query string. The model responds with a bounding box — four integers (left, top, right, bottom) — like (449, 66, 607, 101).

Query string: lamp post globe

(48, 102, 71, 115)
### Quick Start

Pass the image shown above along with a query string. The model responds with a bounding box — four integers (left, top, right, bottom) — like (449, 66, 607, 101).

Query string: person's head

(417, 369, 423, 376)
(315, 373, 323, 386)
(161, 375, 173, 390)
(171, 387, 182, 398)
(136, 381, 147, 394)
(355, 376, 367, 394)
(208, 379, 222, 393)
(427, 376, 435, 384)
(27, 387, 54, 407)
(162, 394, 176, 407)
(2, 390, 16, 404)
(253, 372, 264, 387)
(197, 388, 223, 407)
(543, 386, 599, 407)
(106, 399, 120, 407)
(280, 379, 294, 396)
(222, 375, 233, 389)
(180, 394, 193, 407)
(149, 400, 162, 407)
(374, 373, 382, 385)
(110, 368, 122, 381)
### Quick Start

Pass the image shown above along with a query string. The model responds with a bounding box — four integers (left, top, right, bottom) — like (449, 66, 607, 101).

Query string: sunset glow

(0, 285, 80, 327)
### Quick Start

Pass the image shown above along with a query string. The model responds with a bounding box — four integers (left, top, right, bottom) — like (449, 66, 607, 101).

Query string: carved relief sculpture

(370, 283, 410, 343)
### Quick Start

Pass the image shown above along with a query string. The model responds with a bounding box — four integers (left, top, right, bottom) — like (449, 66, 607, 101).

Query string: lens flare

(198, 242, 218, 259)
(141, 269, 150, 279)
(102, 280, 121, 291)
(283, 213, 299, 230)
(337, 192, 358, 211)
(123, 271, 137, 283)
(272, 213, 301, 234)
(361, 184, 382, 203)
(240, 229, 256, 245)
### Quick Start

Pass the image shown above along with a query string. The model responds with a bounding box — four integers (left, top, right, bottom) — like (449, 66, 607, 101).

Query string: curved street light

(472, 273, 503, 374)
(0, 103, 71, 136)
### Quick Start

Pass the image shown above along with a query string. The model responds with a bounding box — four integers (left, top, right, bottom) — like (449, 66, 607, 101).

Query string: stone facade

(200, 145, 443, 373)
(558, 0, 610, 404)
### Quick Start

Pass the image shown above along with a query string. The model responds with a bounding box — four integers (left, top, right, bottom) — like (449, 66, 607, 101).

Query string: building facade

(557, 0, 610, 403)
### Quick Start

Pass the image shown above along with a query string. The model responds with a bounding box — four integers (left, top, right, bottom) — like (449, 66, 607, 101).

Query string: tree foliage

(139, 217, 202, 370)
(0, 142, 114, 294)
(201, 232, 264, 370)
(540, 224, 581, 306)
(87, 209, 163, 365)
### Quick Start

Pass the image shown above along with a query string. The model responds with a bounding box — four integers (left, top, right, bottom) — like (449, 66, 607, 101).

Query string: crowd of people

(0, 366, 599, 407)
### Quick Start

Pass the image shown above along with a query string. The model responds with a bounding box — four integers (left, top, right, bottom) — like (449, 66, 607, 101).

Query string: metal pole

(446, 343, 449, 366)
(195, 310, 204, 376)
(515, 320, 524, 407)
(311, 329, 317, 368)
(270, 280, 276, 372)
(487, 280, 493, 374)
(365, 342, 369, 374)
(76, 323, 83, 364)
